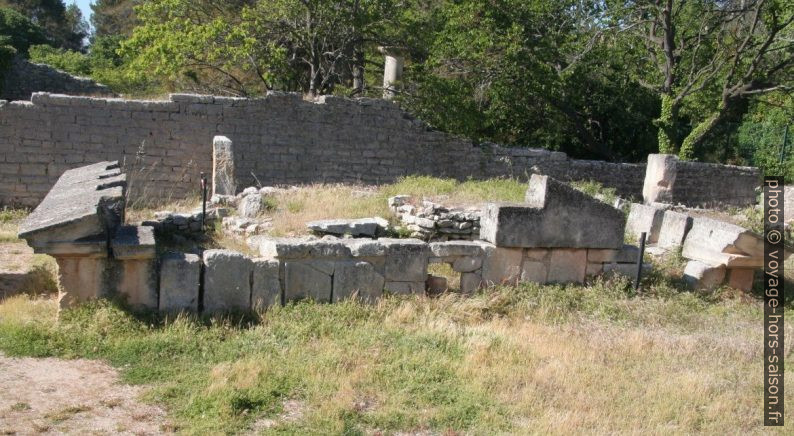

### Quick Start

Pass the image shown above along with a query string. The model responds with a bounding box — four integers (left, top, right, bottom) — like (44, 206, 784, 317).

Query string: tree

(0, 0, 87, 50)
(122, 0, 399, 96)
(0, 6, 47, 54)
(399, 0, 660, 160)
(617, 0, 793, 159)
(90, 0, 137, 38)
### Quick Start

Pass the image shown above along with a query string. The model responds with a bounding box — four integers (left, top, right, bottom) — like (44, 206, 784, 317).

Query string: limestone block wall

(0, 92, 759, 208)
(673, 161, 759, 208)
(2, 57, 117, 101)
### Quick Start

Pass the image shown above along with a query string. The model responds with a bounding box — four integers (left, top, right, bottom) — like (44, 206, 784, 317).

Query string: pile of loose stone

(388, 195, 481, 241)
(212, 186, 278, 235)
(145, 208, 229, 239)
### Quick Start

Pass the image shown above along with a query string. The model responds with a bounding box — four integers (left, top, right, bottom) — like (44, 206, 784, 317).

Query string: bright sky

(71, 0, 94, 28)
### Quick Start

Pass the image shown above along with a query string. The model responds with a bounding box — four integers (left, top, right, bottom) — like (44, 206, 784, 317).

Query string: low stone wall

(0, 92, 758, 209)
(2, 57, 116, 102)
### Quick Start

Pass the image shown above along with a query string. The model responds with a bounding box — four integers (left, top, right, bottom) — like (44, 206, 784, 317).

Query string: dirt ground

(0, 353, 171, 435)
(0, 243, 36, 298)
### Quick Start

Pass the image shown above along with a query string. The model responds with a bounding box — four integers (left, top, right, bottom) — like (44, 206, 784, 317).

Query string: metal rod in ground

(200, 172, 207, 229)
(635, 232, 646, 290)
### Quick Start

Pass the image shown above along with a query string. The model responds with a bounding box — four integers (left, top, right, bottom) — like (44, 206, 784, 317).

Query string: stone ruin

(19, 162, 649, 313)
(626, 201, 791, 291)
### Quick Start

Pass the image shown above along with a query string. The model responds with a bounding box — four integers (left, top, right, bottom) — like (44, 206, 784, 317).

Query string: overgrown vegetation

(0, 268, 791, 433)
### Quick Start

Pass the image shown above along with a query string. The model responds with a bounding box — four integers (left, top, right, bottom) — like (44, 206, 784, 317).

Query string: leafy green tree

(91, 0, 137, 38)
(0, 0, 87, 50)
(616, 0, 793, 160)
(399, 0, 660, 160)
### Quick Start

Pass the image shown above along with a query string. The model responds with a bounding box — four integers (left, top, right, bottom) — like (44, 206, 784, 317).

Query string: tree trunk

(656, 93, 679, 154)
(678, 112, 722, 160)
(352, 46, 364, 95)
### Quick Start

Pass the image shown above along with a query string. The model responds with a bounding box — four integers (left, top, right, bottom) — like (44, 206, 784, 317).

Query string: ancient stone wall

(672, 161, 759, 208)
(0, 92, 757, 208)
(2, 57, 116, 101)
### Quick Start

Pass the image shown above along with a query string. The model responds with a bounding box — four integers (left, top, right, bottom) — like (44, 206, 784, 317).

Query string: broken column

(212, 135, 236, 196)
(642, 154, 677, 204)
(18, 161, 127, 309)
(378, 46, 405, 100)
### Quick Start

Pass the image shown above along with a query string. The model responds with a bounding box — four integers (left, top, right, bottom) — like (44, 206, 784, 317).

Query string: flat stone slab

(682, 216, 764, 267)
(306, 217, 389, 237)
(429, 241, 485, 257)
(19, 161, 126, 251)
(111, 225, 156, 260)
(480, 175, 625, 249)
(257, 237, 353, 259)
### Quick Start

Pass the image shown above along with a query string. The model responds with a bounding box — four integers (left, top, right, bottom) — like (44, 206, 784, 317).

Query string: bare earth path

(0, 353, 170, 435)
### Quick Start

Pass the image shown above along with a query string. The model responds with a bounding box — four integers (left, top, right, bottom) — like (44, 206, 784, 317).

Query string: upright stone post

(212, 135, 236, 196)
(378, 47, 405, 100)
(643, 154, 677, 205)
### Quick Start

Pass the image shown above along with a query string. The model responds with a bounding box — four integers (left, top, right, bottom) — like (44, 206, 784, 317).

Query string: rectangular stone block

(547, 249, 587, 283)
(116, 259, 158, 309)
(252, 258, 281, 309)
(451, 256, 482, 273)
(284, 261, 332, 302)
(159, 252, 201, 312)
(520, 259, 547, 283)
(460, 272, 482, 294)
(682, 217, 764, 267)
(727, 268, 754, 291)
(56, 255, 109, 309)
(381, 238, 428, 282)
(480, 175, 624, 249)
(586, 262, 603, 276)
(481, 244, 522, 285)
(657, 210, 692, 249)
(212, 135, 236, 196)
(429, 241, 485, 257)
(111, 225, 156, 260)
(683, 260, 726, 290)
(332, 261, 385, 303)
(203, 249, 253, 312)
(626, 203, 664, 244)
(587, 249, 618, 263)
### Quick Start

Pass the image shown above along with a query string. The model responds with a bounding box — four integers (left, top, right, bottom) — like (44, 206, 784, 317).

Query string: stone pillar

(379, 47, 405, 100)
(111, 225, 158, 309)
(643, 154, 677, 205)
(212, 135, 236, 196)
(54, 249, 110, 309)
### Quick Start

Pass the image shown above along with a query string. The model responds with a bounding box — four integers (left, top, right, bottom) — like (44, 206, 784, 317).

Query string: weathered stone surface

(202, 250, 253, 312)
(524, 248, 550, 262)
(682, 217, 763, 267)
(587, 249, 618, 263)
(614, 244, 640, 263)
(252, 258, 281, 309)
(657, 210, 693, 249)
(520, 259, 547, 283)
(238, 193, 263, 218)
(284, 261, 332, 302)
(480, 244, 522, 285)
(727, 268, 754, 291)
(380, 238, 429, 281)
(346, 239, 386, 257)
(212, 135, 235, 196)
(55, 255, 109, 309)
(258, 237, 352, 259)
(480, 175, 625, 249)
(116, 259, 157, 309)
(586, 262, 603, 276)
(111, 225, 156, 260)
(333, 261, 385, 303)
(159, 252, 200, 312)
(384, 281, 425, 295)
(460, 272, 482, 294)
(452, 256, 482, 273)
(547, 249, 587, 283)
(683, 260, 726, 290)
(643, 154, 676, 204)
(18, 161, 126, 251)
(429, 241, 485, 257)
(626, 203, 664, 244)
(307, 217, 389, 237)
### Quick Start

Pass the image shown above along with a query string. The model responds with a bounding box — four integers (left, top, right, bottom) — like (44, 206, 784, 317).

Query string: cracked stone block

(159, 252, 201, 312)
(333, 261, 384, 303)
(643, 154, 676, 204)
(252, 258, 281, 309)
(284, 261, 332, 302)
(683, 260, 726, 290)
(203, 249, 253, 312)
